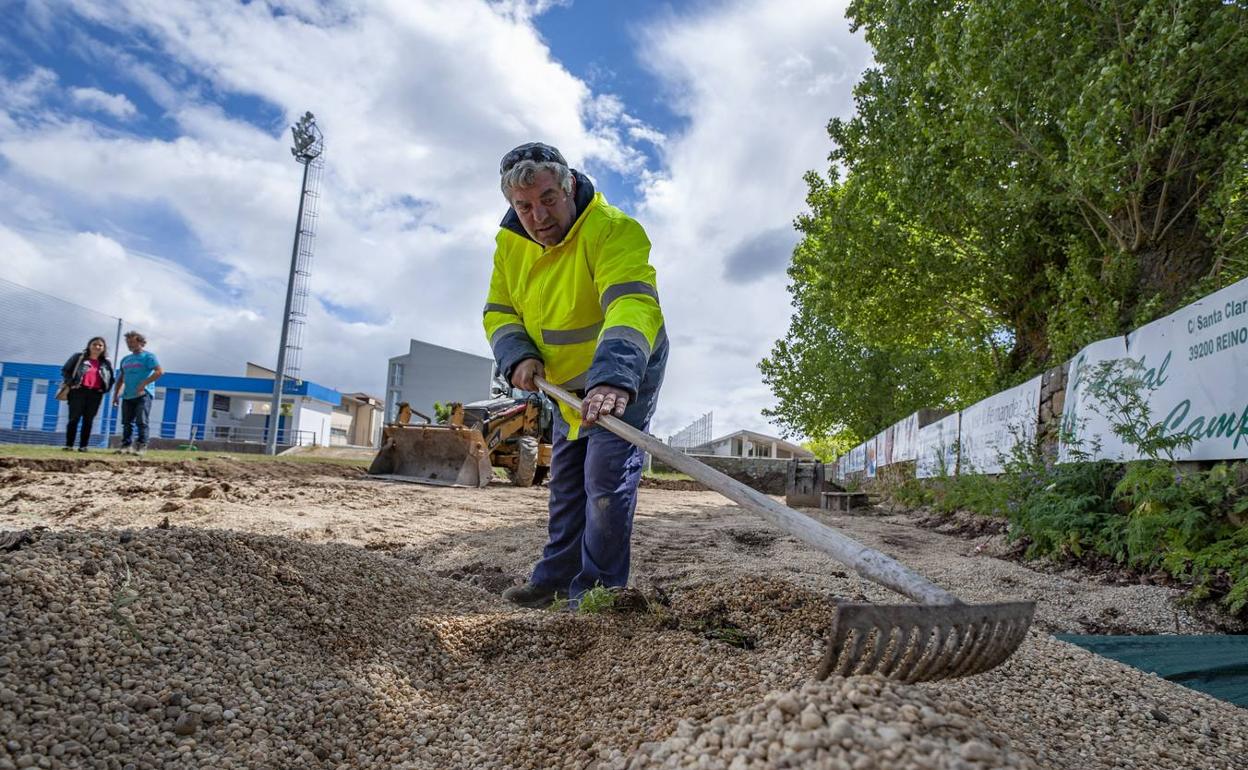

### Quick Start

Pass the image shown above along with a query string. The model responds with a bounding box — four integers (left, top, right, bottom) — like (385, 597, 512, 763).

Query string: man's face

(126, 337, 143, 353)
(508, 170, 576, 247)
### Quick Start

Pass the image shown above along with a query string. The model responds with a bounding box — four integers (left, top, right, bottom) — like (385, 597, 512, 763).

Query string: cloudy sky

(0, 0, 870, 441)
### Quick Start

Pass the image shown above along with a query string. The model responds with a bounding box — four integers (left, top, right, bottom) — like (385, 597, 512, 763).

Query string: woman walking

(61, 337, 114, 452)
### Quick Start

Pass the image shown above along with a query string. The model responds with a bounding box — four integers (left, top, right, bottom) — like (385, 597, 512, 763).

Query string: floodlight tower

(266, 111, 325, 455)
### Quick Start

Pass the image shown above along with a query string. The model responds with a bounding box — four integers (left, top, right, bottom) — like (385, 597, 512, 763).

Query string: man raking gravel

(484, 142, 667, 610)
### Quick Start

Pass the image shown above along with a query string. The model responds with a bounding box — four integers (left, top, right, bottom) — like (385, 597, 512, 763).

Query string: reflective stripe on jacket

(484, 180, 665, 439)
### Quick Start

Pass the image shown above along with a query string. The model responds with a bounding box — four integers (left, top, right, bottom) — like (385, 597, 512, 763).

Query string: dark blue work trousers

(528, 339, 667, 600)
(530, 418, 646, 599)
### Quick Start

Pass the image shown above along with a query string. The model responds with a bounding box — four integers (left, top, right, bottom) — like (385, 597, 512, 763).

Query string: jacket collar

(499, 169, 596, 245)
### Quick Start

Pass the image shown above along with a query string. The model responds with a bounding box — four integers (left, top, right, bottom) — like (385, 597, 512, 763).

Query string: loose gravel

(1, 459, 1245, 769)
(619, 677, 1038, 770)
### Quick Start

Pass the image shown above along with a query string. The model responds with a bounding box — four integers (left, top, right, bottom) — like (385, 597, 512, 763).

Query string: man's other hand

(510, 359, 545, 391)
(582, 385, 629, 426)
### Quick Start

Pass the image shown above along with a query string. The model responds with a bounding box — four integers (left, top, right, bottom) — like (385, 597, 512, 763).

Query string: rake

(536, 378, 1035, 683)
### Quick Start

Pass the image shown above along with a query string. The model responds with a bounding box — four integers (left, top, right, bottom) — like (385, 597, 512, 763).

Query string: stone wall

(1038, 361, 1070, 456)
(650, 455, 788, 495)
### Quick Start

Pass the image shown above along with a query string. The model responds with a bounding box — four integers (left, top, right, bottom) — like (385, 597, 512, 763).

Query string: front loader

(368, 394, 552, 488)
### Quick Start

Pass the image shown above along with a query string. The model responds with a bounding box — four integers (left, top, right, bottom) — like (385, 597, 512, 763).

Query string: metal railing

(0, 411, 316, 449)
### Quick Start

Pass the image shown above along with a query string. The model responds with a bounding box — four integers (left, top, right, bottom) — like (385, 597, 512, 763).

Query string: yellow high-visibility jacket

(483, 173, 665, 438)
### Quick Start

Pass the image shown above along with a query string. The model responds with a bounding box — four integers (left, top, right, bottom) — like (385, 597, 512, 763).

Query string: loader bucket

(368, 424, 493, 488)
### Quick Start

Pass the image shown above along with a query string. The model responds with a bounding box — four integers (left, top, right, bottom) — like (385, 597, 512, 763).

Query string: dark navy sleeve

(586, 338, 647, 398)
(491, 332, 542, 382)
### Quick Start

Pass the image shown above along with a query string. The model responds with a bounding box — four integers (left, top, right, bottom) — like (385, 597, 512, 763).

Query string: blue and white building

(0, 361, 343, 448)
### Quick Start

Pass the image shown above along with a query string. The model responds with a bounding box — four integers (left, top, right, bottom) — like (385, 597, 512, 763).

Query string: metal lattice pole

(266, 112, 324, 455)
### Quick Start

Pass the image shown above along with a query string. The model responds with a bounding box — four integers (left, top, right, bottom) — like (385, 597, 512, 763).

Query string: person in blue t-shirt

(112, 330, 164, 456)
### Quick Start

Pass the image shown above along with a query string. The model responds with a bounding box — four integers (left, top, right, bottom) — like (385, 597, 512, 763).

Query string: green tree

(768, 0, 1248, 443)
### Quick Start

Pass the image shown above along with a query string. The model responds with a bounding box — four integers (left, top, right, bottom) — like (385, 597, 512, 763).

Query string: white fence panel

(891, 412, 919, 463)
(959, 376, 1041, 474)
(1123, 278, 1248, 461)
(917, 412, 960, 478)
(1059, 336, 1132, 462)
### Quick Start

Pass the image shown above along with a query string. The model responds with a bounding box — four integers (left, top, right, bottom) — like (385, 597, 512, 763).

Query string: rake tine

(858, 625, 899, 676)
(875, 623, 916, 678)
(934, 623, 969, 676)
(954, 619, 1004, 678)
(987, 618, 1029, 671)
(978, 618, 1026, 676)
(820, 602, 1035, 682)
(945, 620, 984, 678)
(838, 627, 872, 677)
(950, 620, 994, 679)
(887, 623, 931, 680)
(904, 623, 948, 683)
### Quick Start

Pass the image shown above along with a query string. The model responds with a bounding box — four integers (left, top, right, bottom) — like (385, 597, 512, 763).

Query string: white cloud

(0, 68, 58, 114)
(69, 86, 138, 120)
(0, 0, 870, 444)
(631, 0, 870, 439)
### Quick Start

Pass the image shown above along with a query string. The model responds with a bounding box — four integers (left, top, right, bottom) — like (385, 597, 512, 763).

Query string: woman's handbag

(57, 353, 82, 401)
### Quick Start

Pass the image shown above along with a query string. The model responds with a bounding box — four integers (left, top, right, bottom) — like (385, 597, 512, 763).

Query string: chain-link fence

(0, 276, 125, 448)
(667, 411, 713, 453)
(0, 277, 318, 451)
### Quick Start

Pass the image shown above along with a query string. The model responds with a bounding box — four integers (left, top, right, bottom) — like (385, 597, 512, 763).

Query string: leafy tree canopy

(763, 0, 1248, 444)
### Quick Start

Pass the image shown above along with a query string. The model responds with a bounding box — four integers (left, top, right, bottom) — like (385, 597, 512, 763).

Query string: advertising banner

(959, 375, 1042, 474)
(876, 425, 895, 467)
(865, 435, 878, 478)
(891, 412, 919, 463)
(848, 443, 865, 473)
(1123, 278, 1248, 461)
(1060, 276, 1248, 462)
(1058, 336, 1132, 462)
(917, 412, 960, 478)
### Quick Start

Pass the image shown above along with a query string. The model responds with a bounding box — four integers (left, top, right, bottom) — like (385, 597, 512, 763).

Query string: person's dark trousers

(529, 419, 646, 599)
(65, 389, 104, 448)
(528, 338, 668, 600)
(120, 394, 153, 447)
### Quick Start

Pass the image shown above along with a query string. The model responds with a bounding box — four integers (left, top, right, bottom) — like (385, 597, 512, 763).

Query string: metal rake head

(816, 600, 1035, 683)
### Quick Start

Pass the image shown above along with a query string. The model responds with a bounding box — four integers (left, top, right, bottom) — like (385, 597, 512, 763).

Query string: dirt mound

(640, 477, 707, 491)
(912, 510, 1009, 538)
(0, 529, 1044, 769)
(0, 455, 365, 483)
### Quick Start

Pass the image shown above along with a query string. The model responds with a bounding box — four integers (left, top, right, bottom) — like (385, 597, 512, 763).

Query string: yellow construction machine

(368, 394, 553, 488)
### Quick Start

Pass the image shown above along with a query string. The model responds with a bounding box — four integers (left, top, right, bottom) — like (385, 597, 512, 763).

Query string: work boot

(502, 582, 567, 609)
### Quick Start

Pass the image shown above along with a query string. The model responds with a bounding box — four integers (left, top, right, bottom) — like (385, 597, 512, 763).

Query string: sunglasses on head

(500, 143, 567, 175)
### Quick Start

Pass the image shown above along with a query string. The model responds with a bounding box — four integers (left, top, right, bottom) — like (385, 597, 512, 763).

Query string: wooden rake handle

(535, 377, 961, 606)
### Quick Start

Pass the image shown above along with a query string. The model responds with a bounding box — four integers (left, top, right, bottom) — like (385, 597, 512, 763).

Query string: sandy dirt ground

(1, 456, 1245, 769)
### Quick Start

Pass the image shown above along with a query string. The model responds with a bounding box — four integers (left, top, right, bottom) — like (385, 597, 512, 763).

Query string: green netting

(1055, 635, 1248, 708)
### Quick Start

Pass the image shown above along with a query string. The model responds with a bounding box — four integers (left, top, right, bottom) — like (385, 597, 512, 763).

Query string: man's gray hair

(500, 159, 573, 200)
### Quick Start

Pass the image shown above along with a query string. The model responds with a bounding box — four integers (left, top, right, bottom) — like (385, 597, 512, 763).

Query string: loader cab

(489, 364, 554, 444)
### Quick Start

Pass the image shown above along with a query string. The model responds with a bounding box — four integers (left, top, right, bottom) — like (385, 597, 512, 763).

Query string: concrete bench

(821, 491, 870, 512)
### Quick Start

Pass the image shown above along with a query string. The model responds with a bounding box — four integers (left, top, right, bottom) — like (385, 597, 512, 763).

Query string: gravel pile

(616, 677, 1037, 770)
(0, 530, 827, 769)
(2, 523, 1246, 770)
